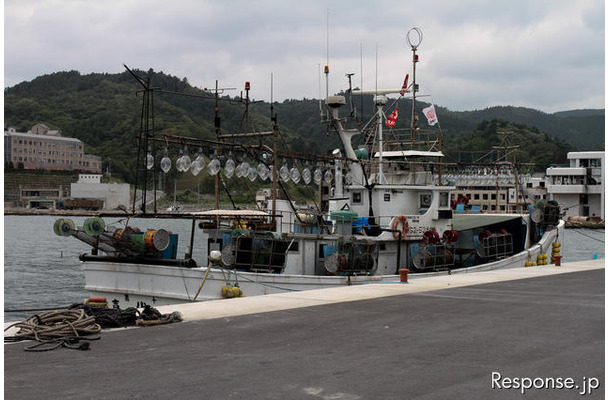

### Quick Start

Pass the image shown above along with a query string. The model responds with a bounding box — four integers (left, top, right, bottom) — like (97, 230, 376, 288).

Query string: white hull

(82, 221, 563, 308)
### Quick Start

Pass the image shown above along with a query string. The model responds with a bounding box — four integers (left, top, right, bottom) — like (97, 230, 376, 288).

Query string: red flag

(399, 74, 409, 96)
(385, 108, 399, 128)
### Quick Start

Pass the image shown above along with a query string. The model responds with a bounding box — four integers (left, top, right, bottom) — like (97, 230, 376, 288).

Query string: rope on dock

(4, 309, 101, 350)
(69, 304, 139, 328)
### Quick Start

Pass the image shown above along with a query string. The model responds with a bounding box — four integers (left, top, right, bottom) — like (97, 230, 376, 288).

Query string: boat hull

(82, 221, 563, 308)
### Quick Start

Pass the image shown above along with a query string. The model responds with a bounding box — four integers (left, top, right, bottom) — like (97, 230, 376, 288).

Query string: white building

(71, 174, 130, 210)
(545, 151, 604, 220)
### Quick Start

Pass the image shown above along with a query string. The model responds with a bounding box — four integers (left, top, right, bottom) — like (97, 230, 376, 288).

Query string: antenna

(318, 64, 323, 119)
(324, 8, 330, 121)
(326, 8, 330, 68)
(360, 43, 364, 122)
(270, 72, 276, 123)
(375, 43, 378, 96)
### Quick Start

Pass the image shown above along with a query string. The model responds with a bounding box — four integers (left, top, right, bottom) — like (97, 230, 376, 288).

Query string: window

(288, 241, 299, 252)
(482, 194, 488, 200)
(352, 191, 362, 204)
(491, 194, 496, 200)
(384, 193, 391, 202)
(439, 192, 449, 207)
(420, 193, 432, 208)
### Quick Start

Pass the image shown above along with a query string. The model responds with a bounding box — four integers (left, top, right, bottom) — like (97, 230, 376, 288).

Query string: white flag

(422, 104, 438, 126)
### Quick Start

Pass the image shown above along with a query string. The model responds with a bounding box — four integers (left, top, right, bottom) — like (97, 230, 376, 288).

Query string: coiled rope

(4, 309, 101, 344)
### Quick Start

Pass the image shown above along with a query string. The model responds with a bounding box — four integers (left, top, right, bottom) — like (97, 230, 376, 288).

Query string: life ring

(390, 216, 408, 239)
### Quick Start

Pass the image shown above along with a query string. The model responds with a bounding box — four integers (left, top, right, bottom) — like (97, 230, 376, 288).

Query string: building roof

(567, 151, 604, 159)
(4, 130, 83, 143)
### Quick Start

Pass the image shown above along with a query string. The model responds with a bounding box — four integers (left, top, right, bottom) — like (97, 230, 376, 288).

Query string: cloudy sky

(4, 0, 605, 113)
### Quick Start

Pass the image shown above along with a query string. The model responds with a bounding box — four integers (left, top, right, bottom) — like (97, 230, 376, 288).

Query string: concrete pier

(4, 260, 604, 399)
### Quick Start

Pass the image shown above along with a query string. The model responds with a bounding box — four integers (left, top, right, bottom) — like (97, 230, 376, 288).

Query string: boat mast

(407, 28, 422, 141)
(375, 94, 387, 184)
(124, 64, 157, 214)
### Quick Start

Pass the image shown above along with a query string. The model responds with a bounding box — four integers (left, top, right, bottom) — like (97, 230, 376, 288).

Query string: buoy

(524, 260, 536, 267)
(85, 296, 108, 306)
(222, 285, 243, 299)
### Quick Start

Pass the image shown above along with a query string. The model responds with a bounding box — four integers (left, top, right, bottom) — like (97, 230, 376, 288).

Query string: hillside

(453, 106, 605, 149)
(4, 69, 603, 185)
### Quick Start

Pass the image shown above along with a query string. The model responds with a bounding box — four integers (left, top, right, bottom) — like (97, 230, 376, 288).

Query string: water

(4, 215, 206, 323)
(3, 215, 606, 323)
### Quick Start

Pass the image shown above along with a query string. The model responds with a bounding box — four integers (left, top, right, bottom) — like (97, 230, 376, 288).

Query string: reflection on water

(3, 215, 605, 322)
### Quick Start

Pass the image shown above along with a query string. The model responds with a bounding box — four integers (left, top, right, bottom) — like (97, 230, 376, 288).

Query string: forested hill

(4, 69, 604, 182)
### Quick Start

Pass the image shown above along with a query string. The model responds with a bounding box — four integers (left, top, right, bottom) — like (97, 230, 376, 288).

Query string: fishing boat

(55, 29, 563, 307)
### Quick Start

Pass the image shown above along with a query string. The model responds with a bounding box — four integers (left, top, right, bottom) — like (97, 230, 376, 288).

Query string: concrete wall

(71, 182, 130, 210)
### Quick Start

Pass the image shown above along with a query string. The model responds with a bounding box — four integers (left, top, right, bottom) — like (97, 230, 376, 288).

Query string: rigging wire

(569, 228, 605, 243)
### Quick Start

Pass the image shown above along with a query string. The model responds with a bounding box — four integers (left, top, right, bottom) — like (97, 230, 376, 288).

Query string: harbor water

(4, 215, 606, 323)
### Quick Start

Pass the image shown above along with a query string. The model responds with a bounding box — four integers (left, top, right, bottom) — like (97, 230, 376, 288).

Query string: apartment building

(546, 151, 604, 219)
(4, 124, 101, 173)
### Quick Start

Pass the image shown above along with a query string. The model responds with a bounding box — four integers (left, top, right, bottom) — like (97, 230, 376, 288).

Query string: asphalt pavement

(4, 261, 604, 399)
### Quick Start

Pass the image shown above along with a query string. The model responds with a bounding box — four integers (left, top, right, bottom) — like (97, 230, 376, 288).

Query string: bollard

(553, 255, 562, 266)
(398, 268, 410, 282)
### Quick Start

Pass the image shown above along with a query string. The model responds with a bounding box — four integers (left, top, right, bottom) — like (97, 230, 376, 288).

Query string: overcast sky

(4, 0, 605, 113)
